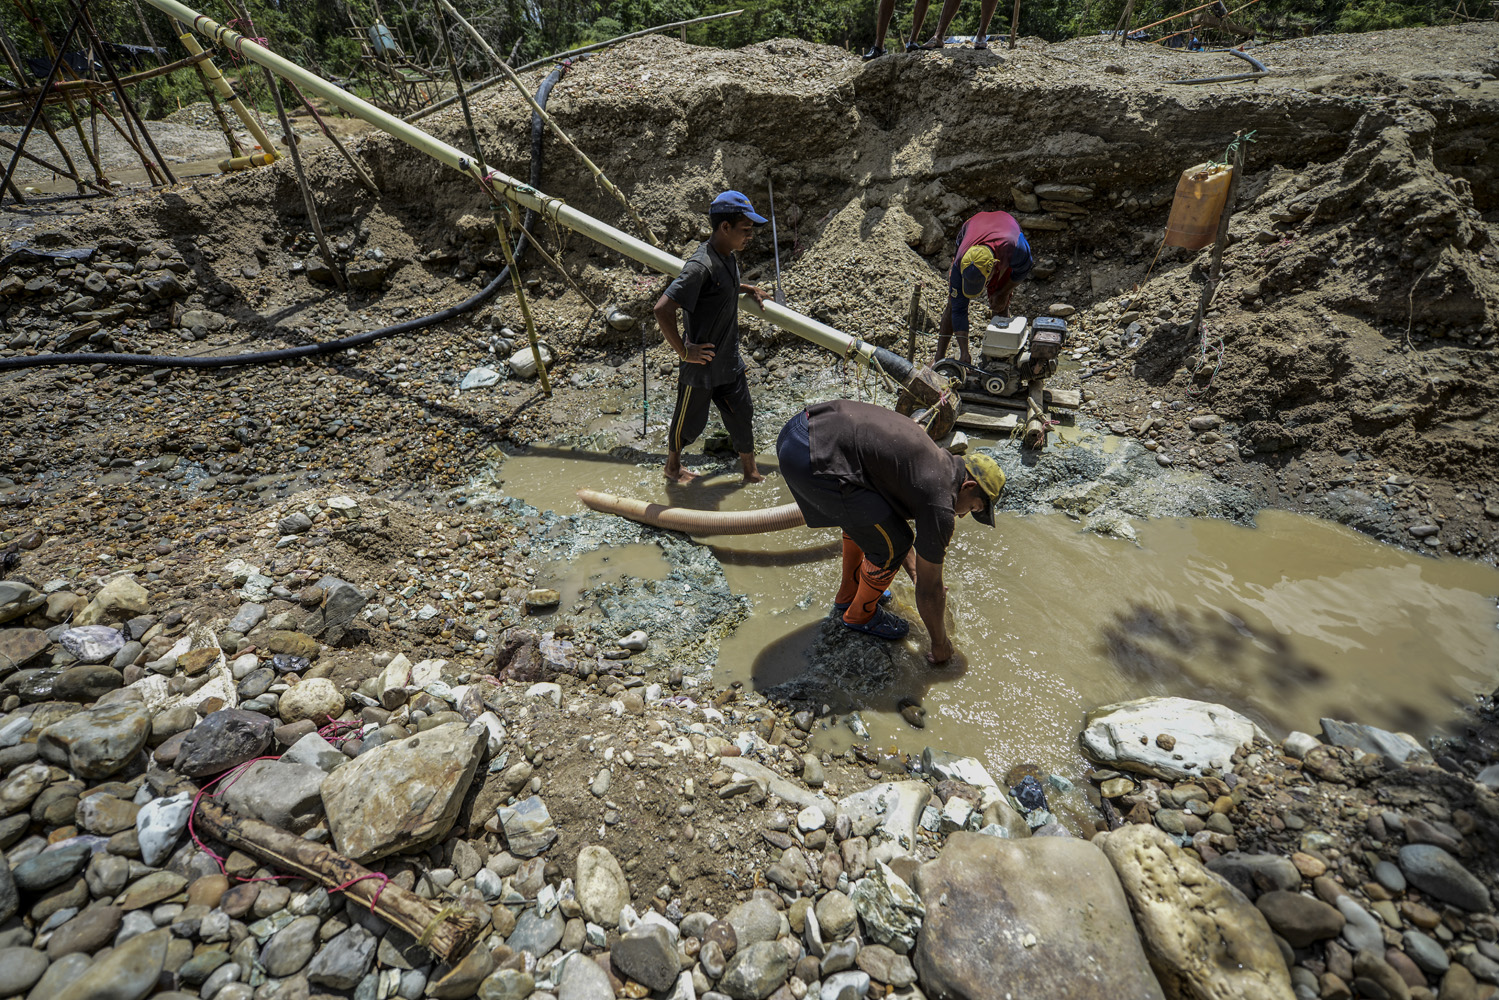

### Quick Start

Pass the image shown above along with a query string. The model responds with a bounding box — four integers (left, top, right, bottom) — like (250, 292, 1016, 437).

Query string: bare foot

(665, 463, 699, 484)
(973, 38, 988, 49)
(742, 469, 765, 484)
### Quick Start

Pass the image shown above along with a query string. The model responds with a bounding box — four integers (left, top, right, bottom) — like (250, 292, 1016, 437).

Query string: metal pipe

(141, 0, 911, 383)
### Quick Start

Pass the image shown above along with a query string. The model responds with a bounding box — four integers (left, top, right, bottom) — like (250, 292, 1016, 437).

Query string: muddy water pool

(490, 444, 1499, 787)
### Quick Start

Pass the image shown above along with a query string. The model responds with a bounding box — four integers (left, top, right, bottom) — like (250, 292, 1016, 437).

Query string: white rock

(326, 496, 361, 518)
(1080, 696, 1266, 780)
(797, 805, 828, 833)
(460, 367, 502, 391)
(508, 343, 553, 379)
(617, 630, 648, 652)
(136, 792, 194, 866)
(1282, 731, 1321, 760)
(526, 682, 562, 707)
(472, 712, 506, 754)
(947, 431, 969, 455)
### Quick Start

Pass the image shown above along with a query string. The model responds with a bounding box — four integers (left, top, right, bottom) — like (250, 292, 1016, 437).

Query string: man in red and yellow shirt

(934, 210, 1033, 365)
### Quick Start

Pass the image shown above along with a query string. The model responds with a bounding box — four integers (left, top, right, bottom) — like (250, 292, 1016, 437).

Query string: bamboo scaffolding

(283, 78, 380, 194)
(74, 1, 177, 185)
(0, 50, 211, 108)
(430, 0, 550, 394)
(433, 0, 662, 248)
(0, 24, 81, 194)
(15, 0, 114, 187)
(0, 9, 81, 205)
(405, 9, 744, 124)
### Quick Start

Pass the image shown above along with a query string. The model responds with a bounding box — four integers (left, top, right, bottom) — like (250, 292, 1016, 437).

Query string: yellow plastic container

(1164, 162, 1233, 249)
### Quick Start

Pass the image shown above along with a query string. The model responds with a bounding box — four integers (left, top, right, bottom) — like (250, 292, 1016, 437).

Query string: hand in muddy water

(927, 638, 957, 665)
(682, 342, 716, 364)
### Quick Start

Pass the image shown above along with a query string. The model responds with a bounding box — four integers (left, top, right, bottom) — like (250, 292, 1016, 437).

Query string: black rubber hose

(0, 62, 571, 373)
(1168, 47, 1268, 85)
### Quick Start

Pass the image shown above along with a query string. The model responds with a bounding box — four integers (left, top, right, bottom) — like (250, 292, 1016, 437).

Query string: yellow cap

(959, 245, 996, 298)
(962, 453, 1005, 526)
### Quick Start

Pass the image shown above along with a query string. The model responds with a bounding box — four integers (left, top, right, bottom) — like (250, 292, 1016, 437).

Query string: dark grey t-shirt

(664, 241, 743, 388)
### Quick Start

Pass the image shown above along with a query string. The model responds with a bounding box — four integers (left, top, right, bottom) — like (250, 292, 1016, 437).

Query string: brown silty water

(492, 439, 1499, 791)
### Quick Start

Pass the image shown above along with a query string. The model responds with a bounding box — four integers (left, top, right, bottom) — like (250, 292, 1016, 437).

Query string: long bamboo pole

(434, 0, 661, 248)
(405, 9, 744, 124)
(140, 0, 916, 383)
(18, 0, 112, 188)
(1132, 0, 1234, 35)
(431, 0, 550, 395)
(174, 26, 279, 159)
(284, 79, 380, 195)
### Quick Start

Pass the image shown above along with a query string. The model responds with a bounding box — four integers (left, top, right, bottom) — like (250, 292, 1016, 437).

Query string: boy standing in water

(654, 191, 770, 484)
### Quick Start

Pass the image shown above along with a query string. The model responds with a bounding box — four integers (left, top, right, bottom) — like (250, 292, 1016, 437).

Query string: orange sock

(835, 534, 862, 606)
(843, 558, 899, 625)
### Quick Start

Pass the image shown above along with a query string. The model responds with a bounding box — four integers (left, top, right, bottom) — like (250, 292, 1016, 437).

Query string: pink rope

(186, 744, 390, 908)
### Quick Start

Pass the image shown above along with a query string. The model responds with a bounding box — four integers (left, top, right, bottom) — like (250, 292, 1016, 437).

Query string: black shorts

(669, 371, 755, 455)
(776, 410, 913, 572)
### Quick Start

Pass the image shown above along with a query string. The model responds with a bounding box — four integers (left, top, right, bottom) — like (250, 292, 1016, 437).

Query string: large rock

(720, 940, 795, 1000)
(0, 582, 45, 624)
(308, 925, 377, 990)
(1398, 845, 1491, 912)
(497, 796, 558, 858)
(0, 627, 50, 669)
(277, 677, 344, 724)
(1080, 697, 1265, 780)
(321, 721, 485, 862)
(38, 701, 151, 778)
(54, 927, 168, 1000)
(612, 922, 679, 992)
(174, 708, 274, 777)
(262, 914, 321, 976)
(136, 792, 193, 866)
(222, 759, 327, 832)
(59, 625, 126, 664)
(912, 832, 1164, 1000)
(576, 845, 629, 927)
(1100, 824, 1293, 1000)
(73, 576, 149, 626)
(1319, 718, 1432, 766)
(304, 578, 368, 641)
(1255, 891, 1345, 947)
(559, 952, 615, 1000)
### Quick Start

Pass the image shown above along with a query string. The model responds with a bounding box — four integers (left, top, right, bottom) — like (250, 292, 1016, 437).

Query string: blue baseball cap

(709, 190, 767, 224)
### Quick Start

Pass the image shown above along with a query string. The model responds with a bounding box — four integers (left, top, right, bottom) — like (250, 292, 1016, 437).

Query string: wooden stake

(1117, 0, 1138, 44)
(74, 1, 178, 184)
(1187, 136, 1244, 340)
(905, 283, 922, 363)
(1021, 377, 1048, 448)
(1009, 0, 1021, 48)
(192, 800, 482, 963)
(265, 69, 345, 291)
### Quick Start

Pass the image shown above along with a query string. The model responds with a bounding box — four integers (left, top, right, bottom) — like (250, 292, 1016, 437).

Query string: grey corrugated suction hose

(577, 489, 807, 534)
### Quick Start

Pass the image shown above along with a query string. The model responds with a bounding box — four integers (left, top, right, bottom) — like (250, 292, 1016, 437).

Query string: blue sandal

(842, 607, 910, 640)
(833, 590, 892, 615)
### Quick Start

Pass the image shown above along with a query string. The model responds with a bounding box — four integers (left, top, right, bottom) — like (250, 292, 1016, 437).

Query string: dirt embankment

(1, 24, 1497, 559)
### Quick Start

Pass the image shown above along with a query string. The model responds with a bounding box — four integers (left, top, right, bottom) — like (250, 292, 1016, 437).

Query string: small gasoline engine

(933, 315, 1069, 399)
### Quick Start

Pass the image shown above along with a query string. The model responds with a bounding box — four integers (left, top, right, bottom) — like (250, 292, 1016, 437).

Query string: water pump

(933, 315, 1069, 400)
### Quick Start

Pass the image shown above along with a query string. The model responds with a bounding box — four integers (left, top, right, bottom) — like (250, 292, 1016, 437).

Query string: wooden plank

(955, 412, 1019, 432)
(958, 388, 1080, 410)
